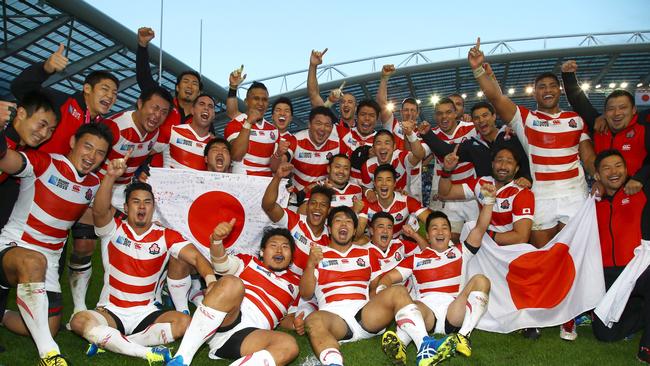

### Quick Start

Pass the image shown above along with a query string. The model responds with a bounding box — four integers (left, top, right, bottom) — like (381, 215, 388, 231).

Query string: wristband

(210, 238, 223, 246)
(473, 66, 486, 79)
(376, 284, 387, 294)
(242, 120, 252, 129)
(323, 100, 334, 108)
(406, 132, 419, 143)
(205, 274, 217, 285)
(228, 87, 237, 98)
(482, 194, 496, 205)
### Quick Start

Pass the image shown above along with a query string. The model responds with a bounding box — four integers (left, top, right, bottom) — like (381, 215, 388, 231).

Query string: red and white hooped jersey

(0, 151, 98, 253)
(382, 115, 406, 151)
(153, 123, 212, 170)
(432, 121, 477, 185)
(396, 242, 477, 297)
(313, 245, 382, 308)
(510, 106, 590, 199)
(276, 208, 329, 275)
(359, 192, 427, 238)
(361, 149, 413, 192)
(339, 128, 375, 181)
(289, 129, 343, 191)
(234, 254, 300, 329)
(305, 181, 363, 208)
(96, 218, 189, 309)
(98, 111, 159, 184)
(368, 239, 420, 277)
(224, 114, 279, 177)
(462, 176, 535, 233)
(279, 131, 298, 161)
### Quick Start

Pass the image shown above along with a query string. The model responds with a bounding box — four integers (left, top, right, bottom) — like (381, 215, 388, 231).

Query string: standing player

(468, 37, 596, 248)
(438, 146, 535, 245)
(358, 164, 431, 239)
(70, 152, 213, 362)
(0, 123, 113, 365)
(377, 185, 495, 363)
(167, 221, 300, 366)
(302, 206, 455, 366)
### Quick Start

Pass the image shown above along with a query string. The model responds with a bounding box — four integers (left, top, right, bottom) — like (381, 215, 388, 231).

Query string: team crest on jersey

(115, 235, 131, 247)
(68, 105, 81, 120)
(85, 188, 93, 201)
(532, 120, 549, 127)
(446, 250, 457, 259)
(621, 197, 630, 205)
(394, 252, 402, 261)
(47, 175, 69, 190)
(568, 119, 577, 128)
(148, 243, 161, 255)
(270, 132, 276, 140)
(626, 130, 635, 138)
(288, 283, 295, 293)
(395, 213, 404, 221)
(622, 144, 631, 151)
(500, 200, 510, 209)
(416, 259, 431, 267)
(326, 152, 333, 159)
(356, 258, 366, 267)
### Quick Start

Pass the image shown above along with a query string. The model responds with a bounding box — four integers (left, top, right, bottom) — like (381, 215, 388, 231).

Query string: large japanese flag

(148, 168, 290, 256)
(463, 197, 605, 333)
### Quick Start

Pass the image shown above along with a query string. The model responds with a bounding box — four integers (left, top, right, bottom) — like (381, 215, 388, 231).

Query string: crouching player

(70, 151, 214, 363)
(302, 206, 455, 366)
(167, 220, 301, 366)
(377, 184, 495, 364)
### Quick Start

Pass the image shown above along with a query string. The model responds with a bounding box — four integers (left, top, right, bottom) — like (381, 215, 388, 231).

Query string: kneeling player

(168, 221, 300, 366)
(377, 184, 495, 363)
(302, 206, 454, 366)
(70, 152, 214, 363)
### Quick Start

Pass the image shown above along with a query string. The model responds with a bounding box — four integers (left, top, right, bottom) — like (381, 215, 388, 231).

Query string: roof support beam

(406, 74, 418, 99)
(0, 15, 71, 59)
(360, 82, 371, 100)
(592, 54, 619, 86)
(43, 44, 123, 87)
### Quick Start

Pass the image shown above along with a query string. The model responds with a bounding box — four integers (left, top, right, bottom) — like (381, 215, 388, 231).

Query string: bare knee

(469, 274, 491, 292)
(270, 333, 299, 365)
(72, 238, 96, 257)
(69, 311, 96, 335)
(18, 252, 47, 282)
(170, 313, 191, 339)
(203, 275, 244, 308)
(167, 256, 191, 278)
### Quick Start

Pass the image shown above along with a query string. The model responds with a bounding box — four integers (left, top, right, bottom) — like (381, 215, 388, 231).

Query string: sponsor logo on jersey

(321, 259, 338, 268)
(416, 258, 432, 267)
(621, 197, 630, 205)
(148, 243, 161, 255)
(622, 144, 632, 151)
(120, 144, 135, 151)
(47, 175, 69, 190)
(568, 119, 577, 128)
(298, 152, 312, 159)
(500, 200, 510, 210)
(532, 120, 549, 127)
(115, 235, 132, 247)
(552, 120, 561, 126)
(72, 185, 80, 193)
(292, 232, 309, 246)
(356, 258, 366, 267)
(256, 265, 272, 277)
(137, 144, 143, 149)
(68, 105, 82, 120)
(175, 138, 192, 146)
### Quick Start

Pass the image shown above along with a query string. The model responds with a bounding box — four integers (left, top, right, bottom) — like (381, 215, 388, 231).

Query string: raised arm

(11, 44, 70, 106)
(93, 150, 132, 228)
(560, 60, 600, 132)
(262, 162, 293, 222)
(209, 219, 242, 276)
(465, 184, 496, 248)
(135, 27, 159, 94)
(402, 120, 425, 165)
(307, 48, 329, 107)
(437, 145, 467, 200)
(299, 244, 323, 299)
(377, 64, 395, 125)
(226, 65, 246, 119)
(468, 38, 517, 123)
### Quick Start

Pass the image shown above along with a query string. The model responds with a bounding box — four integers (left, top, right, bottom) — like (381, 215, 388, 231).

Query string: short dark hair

(327, 205, 358, 230)
(470, 101, 495, 115)
(74, 122, 114, 148)
(176, 70, 203, 91)
(124, 182, 154, 203)
(260, 226, 295, 255)
(370, 211, 394, 226)
(356, 99, 381, 117)
(272, 97, 293, 115)
(310, 185, 334, 203)
(605, 89, 635, 108)
(492, 146, 521, 166)
(435, 97, 456, 111)
(401, 97, 419, 110)
(18, 91, 59, 121)
(309, 106, 337, 124)
(426, 211, 451, 231)
(246, 81, 268, 98)
(139, 86, 174, 108)
(374, 129, 394, 142)
(203, 137, 230, 156)
(84, 70, 120, 89)
(595, 149, 626, 171)
(192, 93, 216, 107)
(328, 153, 350, 165)
(534, 72, 560, 87)
(374, 164, 397, 181)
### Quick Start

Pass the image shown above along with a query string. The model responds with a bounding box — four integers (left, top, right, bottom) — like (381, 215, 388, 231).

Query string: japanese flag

(148, 168, 290, 257)
(636, 89, 650, 106)
(463, 197, 606, 333)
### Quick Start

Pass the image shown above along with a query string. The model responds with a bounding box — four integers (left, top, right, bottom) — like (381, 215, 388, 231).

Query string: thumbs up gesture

(44, 44, 68, 74)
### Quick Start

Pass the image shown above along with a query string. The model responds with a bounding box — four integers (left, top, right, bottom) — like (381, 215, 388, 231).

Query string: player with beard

(302, 206, 455, 366)
(308, 48, 357, 135)
(438, 146, 534, 246)
(0, 123, 113, 365)
(152, 94, 215, 170)
(299, 153, 363, 212)
(167, 223, 300, 366)
(358, 164, 431, 239)
(204, 138, 232, 173)
(71, 153, 213, 363)
(377, 185, 495, 364)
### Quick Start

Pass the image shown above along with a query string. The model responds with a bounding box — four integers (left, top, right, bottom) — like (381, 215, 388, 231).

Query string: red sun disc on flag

(506, 243, 576, 309)
(187, 191, 245, 249)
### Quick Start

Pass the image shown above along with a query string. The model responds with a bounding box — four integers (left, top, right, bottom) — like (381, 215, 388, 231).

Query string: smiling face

(340, 94, 357, 121)
(596, 154, 628, 195)
(272, 102, 293, 132)
(84, 78, 118, 117)
(205, 141, 231, 173)
(471, 107, 497, 138)
(308, 113, 334, 145)
(356, 105, 377, 136)
(245, 87, 269, 117)
(426, 217, 452, 251)
(435, 102, 457, 135)
(605, 95, 637, 133)
(13, 107, 58, 147)
(124, 189, 154, 229)
(191, 95, 215, 130)
(329, 211, 355, 246)
(67, 133, 109, 175)
(492, 148, 519, 184)
(534, 76, 561, 112)
(261, 234, 293, 271)
(135, 94, 171, 134)
(374, 170, 396, 201)
(328, 156, 351, 186)
(176, 74, 201, 104)
(373, 133, 395, 164)
(370, 217, 394, 251)
(306, 192, 331, 228)
(400, 101, 419, 122)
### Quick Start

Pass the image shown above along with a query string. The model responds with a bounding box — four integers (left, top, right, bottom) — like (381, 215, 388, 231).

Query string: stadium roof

(0, 0, 243, 115)
(235, 31, 650, 132)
